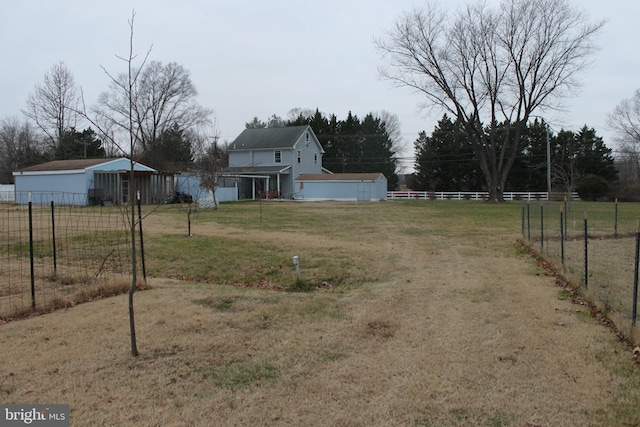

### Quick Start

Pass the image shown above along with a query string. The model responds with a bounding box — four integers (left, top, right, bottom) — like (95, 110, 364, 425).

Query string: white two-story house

(221, 125, 327, 199)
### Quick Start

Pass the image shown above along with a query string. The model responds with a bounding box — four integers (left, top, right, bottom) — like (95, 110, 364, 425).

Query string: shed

(13, 158, 173, 205)
(295, 173, 387, 201)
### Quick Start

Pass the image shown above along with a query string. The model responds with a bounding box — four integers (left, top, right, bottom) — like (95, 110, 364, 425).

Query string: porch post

(277, 174, 281, 197)
(252, 178, 256, 199)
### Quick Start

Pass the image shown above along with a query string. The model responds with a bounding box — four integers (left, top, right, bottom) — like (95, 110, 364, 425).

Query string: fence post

(521, 202, 525, 239)
(540, 204, 544, 251)
(28, 192, 36, 311)
(615, 198, 619, 239)
(560, 208, 565, 271)
(633, 219, 640, 327)
(564, 196, 568, 238)
(527, 201, 531, 242)
(50, 196, 57, 274)
(584, 211, 589, 289)
(137, 190, 146, 282)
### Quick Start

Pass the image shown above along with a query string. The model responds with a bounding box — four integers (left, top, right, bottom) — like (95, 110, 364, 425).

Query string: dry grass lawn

(1, 201, 639, 426)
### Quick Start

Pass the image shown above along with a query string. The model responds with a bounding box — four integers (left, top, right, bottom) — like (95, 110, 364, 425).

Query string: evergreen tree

(512, 119, 551, 191)
(413, 115, 481, 191)
(573, 126, 617, 181)
(55, 127, 106, 160)
(552, 129, 581, 194)
(359, 113, 398, 189)
(245, 117, 266, 129)
(140, 125, 193, 171)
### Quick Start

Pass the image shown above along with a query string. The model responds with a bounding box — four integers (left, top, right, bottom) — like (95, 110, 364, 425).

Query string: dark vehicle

(163, 191, 193, 204)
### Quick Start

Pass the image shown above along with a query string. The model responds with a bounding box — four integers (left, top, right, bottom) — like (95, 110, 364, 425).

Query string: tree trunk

(486, 172, 504, 203)
(129, 170, 138, 357)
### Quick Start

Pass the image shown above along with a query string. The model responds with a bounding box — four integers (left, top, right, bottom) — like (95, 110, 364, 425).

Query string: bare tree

(118, 11, 148, 358)
(374, 110, 408, 172)
(77, 11, 152, 357)
(0, 118, 46, 183)
(75, 16, 214, 357)
(192, 118, 227, 210)
(23, 62, 81, 153)
(608, 90, 640, 145)
(287, 107, 316, 123)
(608, 89, 640, 181)
(93, 60, 212, 159)
(376, 0, 603, 201)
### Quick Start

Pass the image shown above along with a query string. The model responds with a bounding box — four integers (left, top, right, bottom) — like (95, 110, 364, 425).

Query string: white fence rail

(387, 191, 580, 201)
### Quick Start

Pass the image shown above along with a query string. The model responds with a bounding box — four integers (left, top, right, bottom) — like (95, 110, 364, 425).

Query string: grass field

(2, 200, 640, 426)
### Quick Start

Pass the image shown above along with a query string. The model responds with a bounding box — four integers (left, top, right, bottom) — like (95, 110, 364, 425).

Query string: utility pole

(546, 122, 552, 201)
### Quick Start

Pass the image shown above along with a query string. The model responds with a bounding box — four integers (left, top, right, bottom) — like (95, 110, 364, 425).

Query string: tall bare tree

(77, 12, 214, 356)
(77, 11, 152, 357)
(0, 118, 46, 183)
(119, 11, 148, 358)
(93, 60, 212, 159)
(608, 89, 640, 181)
(376, 0, 603, 201)
(609, 90, 640, 145)
(23, 62, 81, 153)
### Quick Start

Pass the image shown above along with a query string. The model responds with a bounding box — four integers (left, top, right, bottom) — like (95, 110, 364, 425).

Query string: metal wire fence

(0, 192, 132, 320)
(522, 199, 640, 343)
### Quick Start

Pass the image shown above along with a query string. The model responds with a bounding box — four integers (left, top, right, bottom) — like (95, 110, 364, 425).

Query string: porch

(91, 171, 175, 205)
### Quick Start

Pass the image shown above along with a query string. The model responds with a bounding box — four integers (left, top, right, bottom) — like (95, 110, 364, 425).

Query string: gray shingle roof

(229, 126, 310, 150)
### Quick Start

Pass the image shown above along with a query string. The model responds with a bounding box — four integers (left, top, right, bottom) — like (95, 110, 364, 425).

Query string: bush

(577, 175, 610, 201)
(612, 181, 640, 202)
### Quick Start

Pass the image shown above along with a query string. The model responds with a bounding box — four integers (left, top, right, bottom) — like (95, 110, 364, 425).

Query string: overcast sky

(2, 0, 638, 172)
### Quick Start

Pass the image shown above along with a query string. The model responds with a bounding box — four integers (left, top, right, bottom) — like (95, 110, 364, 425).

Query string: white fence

(387, 191, 580, 201)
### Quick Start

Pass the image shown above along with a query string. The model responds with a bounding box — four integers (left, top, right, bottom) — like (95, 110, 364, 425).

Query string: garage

(294, 173, 387, 201)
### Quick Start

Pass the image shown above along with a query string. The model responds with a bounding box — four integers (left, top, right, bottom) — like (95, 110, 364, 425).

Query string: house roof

(221, 166, 291, 175)
(229, 126, 316, 151)
(296, 173, 385, 182)
(18, 158, 117, 172)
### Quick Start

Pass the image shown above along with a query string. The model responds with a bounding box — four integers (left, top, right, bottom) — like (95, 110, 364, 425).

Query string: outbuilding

(13, 158, 173, 205)
(295, 173, 387, 201)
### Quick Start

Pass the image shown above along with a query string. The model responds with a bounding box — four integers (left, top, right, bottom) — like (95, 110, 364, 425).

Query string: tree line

(412, 115, 618, 200)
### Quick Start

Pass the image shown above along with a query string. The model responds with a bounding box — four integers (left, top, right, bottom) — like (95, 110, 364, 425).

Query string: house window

(275, 150, 281, 163)
(297, 150, 301, 164)
(314, 153, 318, 164)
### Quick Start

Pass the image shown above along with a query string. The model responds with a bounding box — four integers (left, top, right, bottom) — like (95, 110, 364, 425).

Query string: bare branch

(376, 0, 603, 201)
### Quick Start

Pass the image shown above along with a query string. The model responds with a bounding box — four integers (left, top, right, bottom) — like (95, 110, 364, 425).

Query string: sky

(1, 0, 639, 173)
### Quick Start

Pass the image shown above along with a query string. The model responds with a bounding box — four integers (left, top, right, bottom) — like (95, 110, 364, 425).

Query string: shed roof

(296, 173, 385, 182)
(222, 165, 291, 175)
(229, 126, 316, 150)
(15, 158, 157, 174)
(18, 158, 116, 172)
